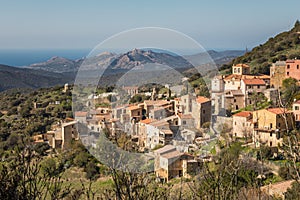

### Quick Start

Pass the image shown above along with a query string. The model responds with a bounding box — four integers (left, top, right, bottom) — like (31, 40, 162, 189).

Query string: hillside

(185, 50, 245, 67)
(226, 20, 300, 74)
(0, 64, 74, 92)
(26, 56, 82, 73)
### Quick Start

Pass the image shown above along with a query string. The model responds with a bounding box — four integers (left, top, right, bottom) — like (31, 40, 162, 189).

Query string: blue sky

(0, 0, 299, 50)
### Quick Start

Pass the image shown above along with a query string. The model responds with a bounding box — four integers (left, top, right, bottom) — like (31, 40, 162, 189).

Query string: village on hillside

(31, 59, 300, 195)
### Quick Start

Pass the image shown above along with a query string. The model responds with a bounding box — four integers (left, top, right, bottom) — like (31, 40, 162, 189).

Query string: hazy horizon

(1, 0, 299, 50)
(0, 47, 245, 67)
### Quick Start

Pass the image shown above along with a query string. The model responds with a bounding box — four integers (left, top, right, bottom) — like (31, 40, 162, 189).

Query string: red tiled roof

(128, 105, 141, 111)
(267, 108, 292, 114)
(224, 74, 269, 81)
(224, 74, 243, 80)
(140, 118, 153, 124)
(242, 79, 265, 85)
(161, 150, 182, 159)
(286, 59, 300, 63)
(196, 96, 210, 104)
(233, 111, 252, 118)
(293, 100, 300, 104)
(75, 111, 87, 117)
(180, 114, 194, 119)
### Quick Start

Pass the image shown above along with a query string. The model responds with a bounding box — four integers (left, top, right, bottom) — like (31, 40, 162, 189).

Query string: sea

(0, 49, 90, 67)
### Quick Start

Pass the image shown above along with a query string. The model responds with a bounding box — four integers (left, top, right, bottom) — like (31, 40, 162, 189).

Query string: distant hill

(0, 49, 243, 92)
(185, 50, 245, 67)
(26, 56, 82, 73)
(0, 64, 74, 92)
(107, 49, 193, 70)
(226, 20, 300, 74)
(24, 49, 244, 73)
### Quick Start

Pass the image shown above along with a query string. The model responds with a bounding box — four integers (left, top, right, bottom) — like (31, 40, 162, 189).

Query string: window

(297, 65, 299, 69)
(287, 72, 290, 76)
(295, 106, 299, 110)
(238, 68, 240, 73)
(234, 121, 237, 125)
(234, 99, 236, 103)
(183, 120, 186, 125)
(236, 105, 239, 110)
(257, 85, 260, 89)
(270, 132, 272, 137)
(137, 111, 140, 115)
(278, 123, 281, 128)
(203, 110, 205, 114)
(287, 65, 290, 69)
(270, 123, 273, 129)
(270, 141, 272, 147)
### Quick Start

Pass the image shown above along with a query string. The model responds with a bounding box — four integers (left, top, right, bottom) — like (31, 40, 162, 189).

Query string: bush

(40, 158, 58, 177)
(73, 151, 89, 167)
(85, 161, 99, 180)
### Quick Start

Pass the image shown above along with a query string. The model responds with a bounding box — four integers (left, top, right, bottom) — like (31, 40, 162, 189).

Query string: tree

(281, 78, 299, 106)
(40, 157, 57, 177)
(0, 146, 72, 200)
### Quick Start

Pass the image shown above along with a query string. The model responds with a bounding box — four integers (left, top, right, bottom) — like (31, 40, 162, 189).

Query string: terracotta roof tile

(180, 114, 194, 119)
(233, 111, 252, 118)
(161, 150, 182, 159)
(196, 96, 210, 104)
(242, 79, 265, 85)
(128, 105, 141, 111)
(140, 118, 153, 124)
(74, 111, 87, 117)
(267, 108, 292, 114)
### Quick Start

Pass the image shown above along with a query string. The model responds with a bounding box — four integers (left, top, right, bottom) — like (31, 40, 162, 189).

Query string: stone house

(241, 78, 267, 106)
(232, 111, 253, 139)
(253, 108, 294, 147)
(154, 145, 199, 182)
(192, 96, 211, 129)
(270, 60, 300, 89)
(224, 90, 245, 112)
(232, 64, 251, 75)
(285, 59, 300, 81)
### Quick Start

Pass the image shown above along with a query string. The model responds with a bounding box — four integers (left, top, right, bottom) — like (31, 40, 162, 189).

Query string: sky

(0, 0, 300, 51)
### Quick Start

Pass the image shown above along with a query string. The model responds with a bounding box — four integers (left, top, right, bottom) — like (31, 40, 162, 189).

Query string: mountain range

(0, 49, 245, 92)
